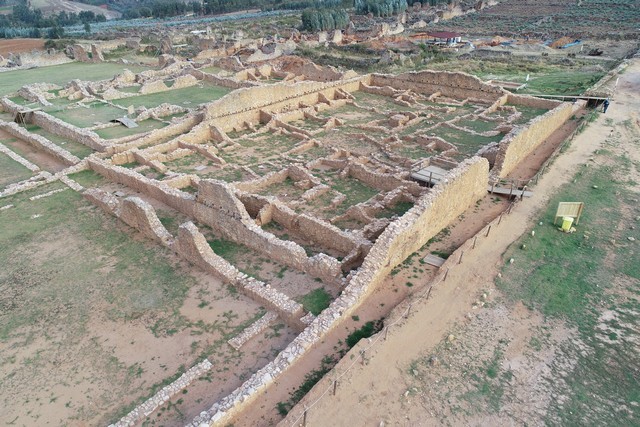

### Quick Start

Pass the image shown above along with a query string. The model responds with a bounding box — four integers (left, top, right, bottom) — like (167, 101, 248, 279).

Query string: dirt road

(280, 57, 640, 426)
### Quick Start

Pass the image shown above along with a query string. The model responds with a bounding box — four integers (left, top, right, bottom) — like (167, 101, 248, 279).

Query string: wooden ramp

(488, 185, 533, 198)
(411, 166, 534, 198)
(423, 254, 446, 267)
(410, 165, 449, 185)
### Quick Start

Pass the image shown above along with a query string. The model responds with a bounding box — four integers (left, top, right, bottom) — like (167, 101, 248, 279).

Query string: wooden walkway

(411, 166, 533, 198)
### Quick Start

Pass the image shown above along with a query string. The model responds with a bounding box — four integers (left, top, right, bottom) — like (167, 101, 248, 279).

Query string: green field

(49, 103, 127, 128)
(498, 146, 640, 425)
(0, 62, 150, 97)
(0, 184, 263, 425)
(25, 124, 94, 158)
(96, 119, 167, 139)
(112, 84, 231, 109)
(0, 150, 33, 188)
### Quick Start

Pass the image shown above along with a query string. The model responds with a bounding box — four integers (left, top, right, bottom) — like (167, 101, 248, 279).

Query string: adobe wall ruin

(188, 157, 490, 427)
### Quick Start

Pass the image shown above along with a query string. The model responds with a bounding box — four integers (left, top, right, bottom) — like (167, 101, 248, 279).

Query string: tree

(84, 21, 91, 33)
(47, 25, 64, 39)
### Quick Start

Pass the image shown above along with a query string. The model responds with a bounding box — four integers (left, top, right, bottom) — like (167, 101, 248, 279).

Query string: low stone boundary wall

(0, 121, 80, 166)
(228, 311, 279, 350)
(83, 188, 306, 328)
(173, 222, 305, 327)
(0, 142, 40, 172)
(31, 111, 107, 152)
(269, 202, 361, 257)
(187, 157, 490, 426)
(204, 76, 365, 132)
(109, 359, 213, 427)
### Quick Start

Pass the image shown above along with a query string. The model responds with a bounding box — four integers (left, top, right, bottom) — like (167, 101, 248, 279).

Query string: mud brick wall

(0, 121, 80, 166)
(188, 157, 490, 427)
(370, 70, 505, 101)
(492, 101, 574, 178)
(31, 111, 107, 152)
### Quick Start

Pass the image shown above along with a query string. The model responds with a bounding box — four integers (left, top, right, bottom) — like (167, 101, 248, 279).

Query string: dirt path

(279, 58, 640, 426)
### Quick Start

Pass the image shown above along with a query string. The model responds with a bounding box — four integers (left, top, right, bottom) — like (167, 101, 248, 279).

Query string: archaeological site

(1, 0, 637, 426)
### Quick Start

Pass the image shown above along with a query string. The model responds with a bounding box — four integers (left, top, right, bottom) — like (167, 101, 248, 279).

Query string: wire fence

(287, 109, 599, 426)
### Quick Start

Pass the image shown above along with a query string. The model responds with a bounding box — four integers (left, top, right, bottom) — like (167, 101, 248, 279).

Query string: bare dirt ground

(278, 58, 640, 427)
(0, 39, 45, 57)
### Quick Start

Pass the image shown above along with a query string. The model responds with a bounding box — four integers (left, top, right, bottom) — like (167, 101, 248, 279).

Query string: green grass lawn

(0, 62, 150, 97)
(49, 103, 127, 128)
(96, 119, 167, 140)
(0, 150, 33, 188)
(297, 288, 331, 315)
(112, 84, 231, 109)
(25, 124, 94, 158)
(498, 148, 640, 425)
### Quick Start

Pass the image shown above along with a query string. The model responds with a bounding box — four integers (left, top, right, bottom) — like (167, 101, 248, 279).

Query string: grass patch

(0, 151, 33, 188)
(497, 148, 640, 425)
(66, 169, 107, 188)
(346, 319, 384, 349)
(276, 355, 337, 416)
(298, 288, 331, 316)
(112, 84, 230, 109)
(0, 62, 150, 97)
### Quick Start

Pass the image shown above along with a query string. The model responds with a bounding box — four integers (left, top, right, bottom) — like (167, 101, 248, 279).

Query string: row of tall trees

(355, 0, 407, 17)
(301, 8, 349, 31)
(0, 1, 106, 29)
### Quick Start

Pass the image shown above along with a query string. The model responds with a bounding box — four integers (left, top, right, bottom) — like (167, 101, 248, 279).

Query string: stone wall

(109, 359, 213, 427)
(31, 111, 107, 152)
(173, 222, 305, 326)
(0, 121, 80, 166)
(187, 157, 490, 427)
(0, 142, 40, 172)
(88, 159, 197, 216)
(370, 70, 505, 102)
(492, 100, 574, 178)
(204, 77, 365, 131)
(108, 114, 203, 154)
(84, 187, 306, 328)
(270, 202, 361, 256)
(87, 159, 343, 284)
